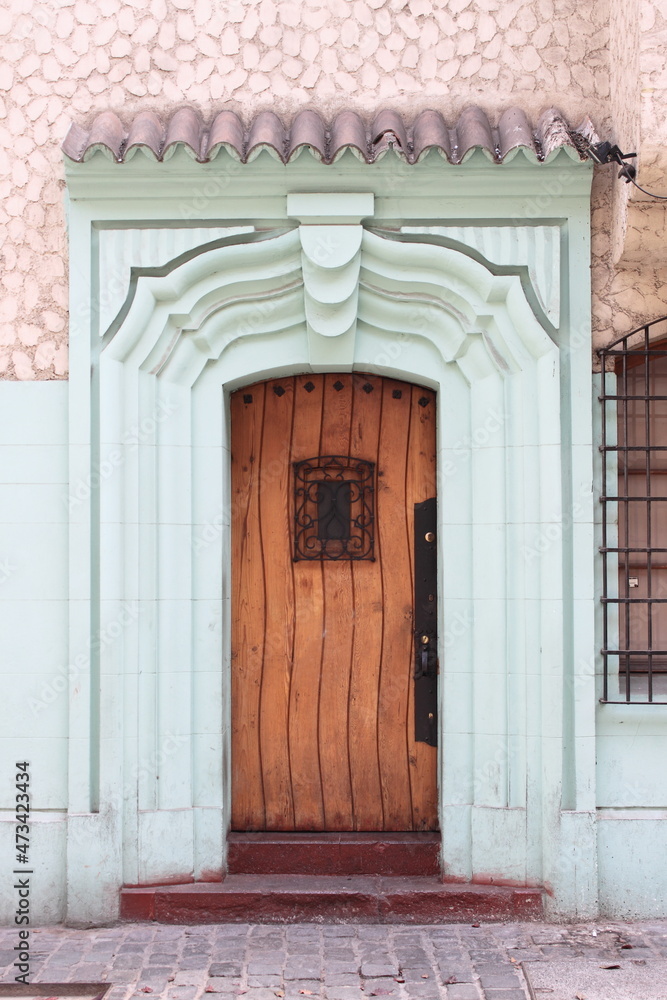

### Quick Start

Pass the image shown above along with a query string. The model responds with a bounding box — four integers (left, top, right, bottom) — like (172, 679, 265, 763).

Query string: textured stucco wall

(590, 0, 667, 351)
(1, 0, 663, 378)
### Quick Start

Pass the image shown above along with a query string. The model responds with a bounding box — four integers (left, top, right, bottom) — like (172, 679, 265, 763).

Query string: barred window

(600, 318, 667, 703)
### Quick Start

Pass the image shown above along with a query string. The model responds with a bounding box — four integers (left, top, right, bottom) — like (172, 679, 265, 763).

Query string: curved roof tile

(163, 106, 204, 159)
(207, 110, 245, 160)
(246, 110, 286, 161)
(124, 110, 165, 160)
(287, 109, 327, 161)
(412, 109, 452, 162)
(62, 107, 596, 165)
(330, 110, 369, 162)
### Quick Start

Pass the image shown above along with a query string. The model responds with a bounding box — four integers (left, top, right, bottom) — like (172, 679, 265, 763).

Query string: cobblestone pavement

(1, 921, 667, 1000)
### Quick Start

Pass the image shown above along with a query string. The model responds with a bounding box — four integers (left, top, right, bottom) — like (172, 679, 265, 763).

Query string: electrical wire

(624, 174, 667, 201)
(585, 140, 667, 200)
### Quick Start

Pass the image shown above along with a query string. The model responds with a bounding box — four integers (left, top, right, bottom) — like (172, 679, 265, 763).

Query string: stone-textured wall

(1, 0, 662, 379)
(592, 0, 667, 352)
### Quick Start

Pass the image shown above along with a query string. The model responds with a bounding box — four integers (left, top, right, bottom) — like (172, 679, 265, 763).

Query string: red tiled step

(120, 875, 544, 924)
(227, 832, 441, 876)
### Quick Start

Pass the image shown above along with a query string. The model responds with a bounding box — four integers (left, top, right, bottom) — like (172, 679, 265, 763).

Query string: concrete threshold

(120, 874, 544, 923)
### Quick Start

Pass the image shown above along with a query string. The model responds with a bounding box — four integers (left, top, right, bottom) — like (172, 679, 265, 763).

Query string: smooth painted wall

(0, 382, 69, 924)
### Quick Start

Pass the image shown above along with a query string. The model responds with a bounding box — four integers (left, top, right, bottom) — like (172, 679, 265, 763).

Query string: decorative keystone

(287, 193, 374, 367)
(286, 192, 374, 225)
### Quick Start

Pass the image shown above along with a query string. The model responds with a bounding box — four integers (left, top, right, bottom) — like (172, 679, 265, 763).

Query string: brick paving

(1, 920, 667, 1000)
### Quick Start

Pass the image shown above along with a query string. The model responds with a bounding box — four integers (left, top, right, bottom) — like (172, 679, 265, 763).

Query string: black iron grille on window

(599, 317, 667, 703)
(293, 456, 375, 561)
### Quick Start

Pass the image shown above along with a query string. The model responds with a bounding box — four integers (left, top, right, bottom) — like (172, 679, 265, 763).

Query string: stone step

(227, 831, 441, 876)
(120, 875, 544, 923)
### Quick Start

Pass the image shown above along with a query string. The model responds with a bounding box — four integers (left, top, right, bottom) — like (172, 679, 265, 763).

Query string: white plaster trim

(402, 225, 561, 328)
(287, 191, 374, 224)
(97, 226, 255, 336)
(87, 226, 565, 898)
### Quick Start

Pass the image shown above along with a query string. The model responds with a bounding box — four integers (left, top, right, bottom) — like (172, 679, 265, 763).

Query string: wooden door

(231, 373, 437, 831)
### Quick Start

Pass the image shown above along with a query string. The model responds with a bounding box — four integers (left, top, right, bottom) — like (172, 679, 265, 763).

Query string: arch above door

(103, 220, 555, 383)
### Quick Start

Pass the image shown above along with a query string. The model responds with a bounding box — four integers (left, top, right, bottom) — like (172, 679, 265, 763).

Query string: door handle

(414, 635, 434, 680)
(414, 643, 428, 680)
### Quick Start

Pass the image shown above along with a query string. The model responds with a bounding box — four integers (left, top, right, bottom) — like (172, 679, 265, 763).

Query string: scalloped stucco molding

(106, 224, 555, 383)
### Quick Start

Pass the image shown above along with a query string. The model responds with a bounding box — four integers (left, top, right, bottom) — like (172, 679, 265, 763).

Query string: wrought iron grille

(599, 316, 667, 703)
(293, 456, 375, 561)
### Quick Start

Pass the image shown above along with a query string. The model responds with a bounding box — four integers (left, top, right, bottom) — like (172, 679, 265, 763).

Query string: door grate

(293, 455, 375, 561)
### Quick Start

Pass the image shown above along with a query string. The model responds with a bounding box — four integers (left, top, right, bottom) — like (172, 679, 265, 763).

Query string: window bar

(602, 547, 667, 553)
(645, 323, 654, 702)
(604, 494, 667, 501)
(603, 647, 667, 652)
(622, 334, 631, 702)
(601, 351, 609, 703)
(603, 597, 667, 603)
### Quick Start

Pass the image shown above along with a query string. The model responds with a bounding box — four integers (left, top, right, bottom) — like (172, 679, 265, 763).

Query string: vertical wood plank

(318, 374, 355, 830)
(406, 385, 439, 830)
(232, 374, 438, 834)
(289, 374, 326, 829)
(258, 377, 296, 829)
(377, 378, 414, 829)
(348, 373, 385, 829)
(231, 384, 267, 829)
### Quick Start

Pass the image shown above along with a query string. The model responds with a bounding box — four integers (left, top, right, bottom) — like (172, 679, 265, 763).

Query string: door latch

(413, 498, 438, 746)
(414, 632, 437, 680)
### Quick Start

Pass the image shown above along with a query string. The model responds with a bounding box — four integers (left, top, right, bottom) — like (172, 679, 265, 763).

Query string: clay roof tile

(63, 107, 595, 166)
(286, 108, 327, 162)
(329, 110, 369, 163)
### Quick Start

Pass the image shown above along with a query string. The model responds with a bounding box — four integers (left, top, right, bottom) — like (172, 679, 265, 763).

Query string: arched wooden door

(230, 373, 438, 831)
